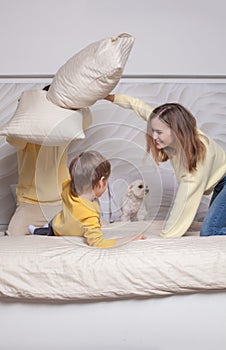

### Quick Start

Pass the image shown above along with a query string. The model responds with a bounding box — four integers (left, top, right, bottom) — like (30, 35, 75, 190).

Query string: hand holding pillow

(47, 33, 134, 109)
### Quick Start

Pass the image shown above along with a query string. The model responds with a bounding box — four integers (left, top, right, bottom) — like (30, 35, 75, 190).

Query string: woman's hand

(104, 94, 115, 102)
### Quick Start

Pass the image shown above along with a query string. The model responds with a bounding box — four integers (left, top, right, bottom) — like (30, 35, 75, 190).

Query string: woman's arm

(161, 151, 214, 238)
(104, 94, 153, 122)
(160, 174, 206, 238)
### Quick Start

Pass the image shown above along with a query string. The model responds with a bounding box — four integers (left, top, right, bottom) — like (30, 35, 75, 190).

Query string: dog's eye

(138, 185, 143, 189)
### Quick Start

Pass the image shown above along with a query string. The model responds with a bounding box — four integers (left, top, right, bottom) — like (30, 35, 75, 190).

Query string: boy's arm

(84, 214, 146, 248)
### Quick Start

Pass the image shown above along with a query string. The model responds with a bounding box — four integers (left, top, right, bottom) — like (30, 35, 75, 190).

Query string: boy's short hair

(69, 151, 111, 196)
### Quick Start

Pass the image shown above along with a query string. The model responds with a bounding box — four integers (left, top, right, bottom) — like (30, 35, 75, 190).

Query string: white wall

(1, 0, 226, 76)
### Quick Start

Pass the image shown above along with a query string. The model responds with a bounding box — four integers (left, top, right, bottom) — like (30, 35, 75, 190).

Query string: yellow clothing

(114, 94, 226, 238)
(7, 137, 69, 205)
(6, 202, 62, 236)
(52, 179, 116, 248)
(114, 94, 153, 121)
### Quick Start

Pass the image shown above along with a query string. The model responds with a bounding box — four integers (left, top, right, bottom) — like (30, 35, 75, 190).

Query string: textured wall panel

(0, 79, 226, 227)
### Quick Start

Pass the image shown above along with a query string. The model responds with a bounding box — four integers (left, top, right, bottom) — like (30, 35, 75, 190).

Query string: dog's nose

(145, 186, 149, 194)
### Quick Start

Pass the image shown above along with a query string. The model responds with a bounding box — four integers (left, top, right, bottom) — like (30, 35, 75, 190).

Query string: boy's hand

(133, 233, 146, 241)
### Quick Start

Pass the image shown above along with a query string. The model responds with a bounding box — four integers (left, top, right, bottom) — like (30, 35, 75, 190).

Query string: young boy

(29, 151, 146, 247)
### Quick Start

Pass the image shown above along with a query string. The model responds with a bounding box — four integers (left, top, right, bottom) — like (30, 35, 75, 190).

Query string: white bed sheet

(1, 220, 226, 301)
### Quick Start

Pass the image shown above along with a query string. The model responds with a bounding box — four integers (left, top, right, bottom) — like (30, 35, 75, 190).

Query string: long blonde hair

(146, 103, 206, 172)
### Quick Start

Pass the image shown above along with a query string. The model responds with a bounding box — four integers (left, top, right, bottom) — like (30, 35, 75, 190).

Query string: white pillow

(47, 33, 134, 109)
(0, 90, 92, 146)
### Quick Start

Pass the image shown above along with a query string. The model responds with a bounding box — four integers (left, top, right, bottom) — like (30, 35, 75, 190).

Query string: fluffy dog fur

(121, 179, 149, 221)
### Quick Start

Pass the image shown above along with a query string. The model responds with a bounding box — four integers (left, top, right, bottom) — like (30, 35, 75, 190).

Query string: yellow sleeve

(114, 94, 153, 122)
(53, 188, 116, 247)
(6, 136, 27, 150)
(83, 209, 116, 248)
(84, 225, 116, 248)
(161, 155, 214, 238)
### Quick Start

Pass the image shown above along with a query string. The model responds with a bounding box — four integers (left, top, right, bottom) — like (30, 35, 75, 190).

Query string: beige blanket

(0, 220, 226, 301)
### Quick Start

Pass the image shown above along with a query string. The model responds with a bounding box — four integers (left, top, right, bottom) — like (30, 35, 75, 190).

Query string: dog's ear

(127, 184, 134, 197)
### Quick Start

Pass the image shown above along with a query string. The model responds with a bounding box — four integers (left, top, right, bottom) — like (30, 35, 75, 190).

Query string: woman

(105, 94, 226, 237)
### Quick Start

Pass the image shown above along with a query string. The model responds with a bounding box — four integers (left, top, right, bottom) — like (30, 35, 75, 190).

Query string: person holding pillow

(104, 94, 226, 237)
(6, 85, 70, 236)
(5, 33, 135, 236)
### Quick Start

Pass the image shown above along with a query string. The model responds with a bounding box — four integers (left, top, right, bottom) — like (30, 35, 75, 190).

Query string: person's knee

(200, 226, 226, 236)
(6, 226, 28, 236)
(200, 229, 211, 237)
(200, 220, 214, 236)
(6, 215, 30, 235)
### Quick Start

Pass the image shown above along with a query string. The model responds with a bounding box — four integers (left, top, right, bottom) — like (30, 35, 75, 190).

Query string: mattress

(1, 220, 226, 301)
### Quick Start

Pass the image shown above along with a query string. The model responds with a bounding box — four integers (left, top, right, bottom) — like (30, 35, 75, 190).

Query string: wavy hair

(69, 151, 111, 196)
(146, 103, 206, 172)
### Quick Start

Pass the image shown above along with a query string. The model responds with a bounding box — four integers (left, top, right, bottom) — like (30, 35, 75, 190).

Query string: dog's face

(127, 180, 149, 199)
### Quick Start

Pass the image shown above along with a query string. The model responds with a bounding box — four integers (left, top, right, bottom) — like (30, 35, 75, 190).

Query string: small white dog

(121, 179, 149, 222)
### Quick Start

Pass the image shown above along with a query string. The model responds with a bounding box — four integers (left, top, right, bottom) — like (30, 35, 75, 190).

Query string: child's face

(94, 177, 108, 198)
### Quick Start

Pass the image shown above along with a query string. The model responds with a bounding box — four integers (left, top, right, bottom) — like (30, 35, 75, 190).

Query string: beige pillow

(0, 90, 92, 146)
(47, 33, 134, 109)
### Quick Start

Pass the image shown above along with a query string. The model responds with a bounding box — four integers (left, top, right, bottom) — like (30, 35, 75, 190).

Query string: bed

(0, 77, 226, 350)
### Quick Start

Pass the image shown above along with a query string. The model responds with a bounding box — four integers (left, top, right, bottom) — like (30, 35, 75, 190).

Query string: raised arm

(104, 94, 153, 122)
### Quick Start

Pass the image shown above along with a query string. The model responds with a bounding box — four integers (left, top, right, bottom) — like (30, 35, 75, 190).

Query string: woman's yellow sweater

(114, 94, 226, 237)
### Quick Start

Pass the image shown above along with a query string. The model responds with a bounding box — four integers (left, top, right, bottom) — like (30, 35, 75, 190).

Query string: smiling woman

(105, 94, 226, 239)
(147, 103, 206, 170)
(148, 114, 175, 150)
